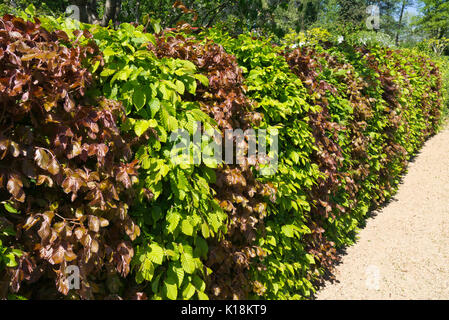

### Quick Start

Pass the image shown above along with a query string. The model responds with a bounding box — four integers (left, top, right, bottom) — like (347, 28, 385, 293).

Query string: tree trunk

(300, 0, 311, 31)
(100, 0, 120, 26)
(73, 0, 95, 24)
(135, 0, 141, 23)
(395, 0, 407, 46)
(74, 0, 120, 26)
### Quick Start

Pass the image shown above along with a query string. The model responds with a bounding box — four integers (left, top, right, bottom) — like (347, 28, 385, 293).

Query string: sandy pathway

(316, 125, 449, 300)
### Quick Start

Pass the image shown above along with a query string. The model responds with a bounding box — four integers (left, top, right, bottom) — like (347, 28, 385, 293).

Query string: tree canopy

(0, 1, 447, 50)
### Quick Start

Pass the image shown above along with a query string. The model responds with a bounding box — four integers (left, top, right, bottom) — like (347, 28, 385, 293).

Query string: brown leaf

(7, 174, 25, 202)
(47, 158, 60, 175)
(34, 148, 50, 171)
(88, 216, 100, 232)
(37, 221, 50, 242)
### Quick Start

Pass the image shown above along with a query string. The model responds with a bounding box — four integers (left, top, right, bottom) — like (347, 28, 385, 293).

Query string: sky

(401, 1, 421, 25)
(406, 7, 419, 16)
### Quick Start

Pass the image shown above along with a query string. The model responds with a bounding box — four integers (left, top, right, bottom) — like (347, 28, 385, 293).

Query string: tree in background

(396, 0, 409, 45)
(416, 0, 449, 39)
(0, 0, 448, 51)
(0, 0, 69, 16)
(336, 0, 368, 26)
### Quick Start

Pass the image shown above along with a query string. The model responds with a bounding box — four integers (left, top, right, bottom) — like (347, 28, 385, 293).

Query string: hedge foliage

(0, 14, 140, 299)
(0, 12, 444, 300)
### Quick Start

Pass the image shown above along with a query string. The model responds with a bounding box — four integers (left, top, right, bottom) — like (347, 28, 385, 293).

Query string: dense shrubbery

(439, 56, 449, 119)
(0, 15, 140, 299)
(0, 13, 444, 300)
(38, 17, 230, 300)
(147, 32, 273, 299)
(202, 30, 324, 299)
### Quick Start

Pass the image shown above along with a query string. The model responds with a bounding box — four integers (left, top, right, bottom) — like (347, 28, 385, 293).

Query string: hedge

(0, 13, 443, 300)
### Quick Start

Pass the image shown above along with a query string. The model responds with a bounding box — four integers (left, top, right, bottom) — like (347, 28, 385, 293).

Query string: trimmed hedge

(0, 14, 444, 300)
(203, 29, 441, 299)
(0, 14, 139, 299)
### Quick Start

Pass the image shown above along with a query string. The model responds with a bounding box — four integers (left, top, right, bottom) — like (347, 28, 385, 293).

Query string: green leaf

(4, 202, 18, 214)
(134, 119, 157, 137)
(151, 206, 162, 222)
(100, 68, 116, 77)
(167, 116, 178, 132)
(192, 274, 206, 292)
(158, 84, 171, 100)
(160, 106, 170, 130)
(133, 89, 146, 111)
(201, 222, 210, 238)
(180, 251, 195, 274)
(121, 117, 136, 132)
(305, 254, 315, 265)
(202, 168, 216, 183)
(149, 98, 161, 117)
(194, 74, 209, 86)
(152, 273, 162, 294)
(25, 4, 36, 16)
(196, 291, 209, 300)
(188, 109, 211, 123)
(139, 258, 155, 281)
(208, 213, 222, 233)
(166, 211, 181, 233)
(91, 60, 101, 73)
(102, 47, 116, 58)
(181, 219, 193, 236)
(168, 263, 185, 287)
(195, 176, 210, 194)
(182, 283, 196, 299)
(1, 226, 15, 237)
(7, 294, 27, 300)
(176, 170, 189, 191)
(281, 225, 295, 238)
(194, 237, 208, 259)
(147, 243, 164, 265)
(178, 60, 197, 72)
(164, 277, 178, 300)
(150, 18, 161, 34)
(175, 80, 185, 95)
(186, 78, 197, 94)
(203, 156, 218, 169)
(4, 251, 19, 267)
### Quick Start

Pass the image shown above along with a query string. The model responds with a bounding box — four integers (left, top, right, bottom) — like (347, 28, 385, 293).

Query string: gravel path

(316, 125, 449, 300)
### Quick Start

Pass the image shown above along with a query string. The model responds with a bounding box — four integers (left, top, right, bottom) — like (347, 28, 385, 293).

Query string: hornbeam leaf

(147, 243, 164, 265)
(196, 291, 209, 300)
(194, 74, 209, 87)
(139, 258, 155, 281)
(180, 251, 195, 274)
(168, 263, 184, 287)
(175, 80, 185, 95)
(181, 219, 193, 236)
(134, 119, 157, 137)
(182, 283, 196, 299)
(149, 98, 161, 117)
(163, 277, 178, 300)
(133, 89, 146, 111)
